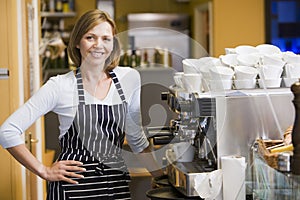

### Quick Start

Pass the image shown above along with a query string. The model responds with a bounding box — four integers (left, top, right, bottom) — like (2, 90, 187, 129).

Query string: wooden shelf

(41, 11, 76, 18)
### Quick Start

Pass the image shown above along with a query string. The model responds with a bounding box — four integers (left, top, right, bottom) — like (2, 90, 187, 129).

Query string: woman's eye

(104, 37, 112, 42)
(86, 36, 95, 40)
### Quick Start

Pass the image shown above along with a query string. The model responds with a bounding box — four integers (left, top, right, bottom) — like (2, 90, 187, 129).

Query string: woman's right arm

(7, 144, 85, 184)
(1, 74, 85, 183)
(0, 77, 60, 148)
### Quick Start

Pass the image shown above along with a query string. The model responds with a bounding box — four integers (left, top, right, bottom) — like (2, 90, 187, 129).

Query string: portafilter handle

(169, 119, 181, 132)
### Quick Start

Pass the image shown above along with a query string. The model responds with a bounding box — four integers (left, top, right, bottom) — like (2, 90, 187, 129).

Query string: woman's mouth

(90, 51, 105, 58)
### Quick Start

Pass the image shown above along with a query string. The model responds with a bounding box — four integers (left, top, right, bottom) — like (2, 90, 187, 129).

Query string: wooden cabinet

(0, 0, 46, 199)
(0, 0, 24, 199)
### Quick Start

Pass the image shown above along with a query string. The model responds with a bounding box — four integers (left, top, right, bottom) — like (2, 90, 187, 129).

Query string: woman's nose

(93, 38, 103, 48)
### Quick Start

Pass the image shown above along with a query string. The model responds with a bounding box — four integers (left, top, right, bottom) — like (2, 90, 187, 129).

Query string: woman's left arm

(122, 68, 164, 178)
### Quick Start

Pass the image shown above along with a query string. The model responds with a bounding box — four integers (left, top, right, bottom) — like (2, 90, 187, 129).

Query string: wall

(114, 0, 265, 57)
(63, 0, 266, 58)
(64, 0, 97, 31)
(187, 0, 210, 41)
(114, 0, 190, 32)
(213, 0, 265, 56)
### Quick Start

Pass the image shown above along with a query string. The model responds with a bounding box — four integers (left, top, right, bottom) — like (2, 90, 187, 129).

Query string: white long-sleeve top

(0, 67, 149, 153)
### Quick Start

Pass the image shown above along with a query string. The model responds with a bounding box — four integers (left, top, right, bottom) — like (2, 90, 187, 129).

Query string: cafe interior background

(1, 0, 300, 199)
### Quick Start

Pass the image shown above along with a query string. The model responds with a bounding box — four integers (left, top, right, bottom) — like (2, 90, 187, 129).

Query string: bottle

(49, 0, 55, 12)
(291, 80, 300, 175)
(142, 49, 149, 67)
(126, 49, 132, 67)
(43, 49, 51, 70)
(68, 0, 75, 12)
(55, 0, 63, 12)
(163, 48, 172, 67)
(154, 48, 161, 65)
(136, 49, 141, 67)
(131, 49, 136, 68)
(122, 50, 129, 66)
(57, 51, 66, 68)
(62, 0, 69, 13)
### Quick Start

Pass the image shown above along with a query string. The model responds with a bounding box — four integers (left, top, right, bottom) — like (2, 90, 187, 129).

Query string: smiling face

(77, 21, 114, 68)
(68, 10, 121, 72)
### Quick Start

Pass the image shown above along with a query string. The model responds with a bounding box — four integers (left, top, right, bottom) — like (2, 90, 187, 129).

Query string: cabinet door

(0, 0, 45, 199)
(0, 0, 15, 199)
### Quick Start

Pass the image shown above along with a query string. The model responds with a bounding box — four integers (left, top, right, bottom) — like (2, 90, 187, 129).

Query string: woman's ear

(76, 44, 79, 49)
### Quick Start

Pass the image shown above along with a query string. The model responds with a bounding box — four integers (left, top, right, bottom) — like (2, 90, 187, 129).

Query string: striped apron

(47, 69, 131, 200)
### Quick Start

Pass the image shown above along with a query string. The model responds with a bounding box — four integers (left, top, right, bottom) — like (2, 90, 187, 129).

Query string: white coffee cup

(209, 79, 233, 91)
(172, 142, 195, 162)
(182, 59, 200, 74)
(209, 66, 234, 80)
(182, 73, 202, 93)
(220, 54, 238, 67)
(256, 44, 281, 55)
(258, 65, 283, 79)
(283, 77, 298, 88)
(235, 45, 259, 55)
(261, 54, 285, 68)
(283, 53, 300, 64)
(173, 72, 184, 88)
(285, 63, 300, 78)
(234, 66, 258, 80)
(234, 79, 257, 89)
(237, 53, 261, 67)
(258, 78, 282, 88)
(225, 48, 236, 54)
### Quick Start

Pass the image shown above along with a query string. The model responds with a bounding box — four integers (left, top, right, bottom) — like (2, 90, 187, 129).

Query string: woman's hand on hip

(42, 160, 86, 184)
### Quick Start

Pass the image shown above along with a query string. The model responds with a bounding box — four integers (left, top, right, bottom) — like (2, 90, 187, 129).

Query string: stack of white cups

(208, 66, 234, 91)
(181, 59, 202, 93)
(257, 65, 283, 88)
(234, 66, 258, 89)
(258, 53, 284, 88)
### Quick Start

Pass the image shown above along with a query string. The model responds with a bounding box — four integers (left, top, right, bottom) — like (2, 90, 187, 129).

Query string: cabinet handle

(25, 132, 39, 152)
(0, 68, 9, 79)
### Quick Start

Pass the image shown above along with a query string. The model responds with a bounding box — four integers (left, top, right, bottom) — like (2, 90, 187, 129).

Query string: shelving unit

(40, 10, 77, 161)
(41, 11, 76, 38)
(40, 10, 77, 83)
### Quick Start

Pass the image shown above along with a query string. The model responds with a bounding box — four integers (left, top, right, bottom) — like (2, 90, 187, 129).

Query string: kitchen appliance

(156, 86, 217, 197)
(147, 85, 295, 197)
(127, 13, 190, 71)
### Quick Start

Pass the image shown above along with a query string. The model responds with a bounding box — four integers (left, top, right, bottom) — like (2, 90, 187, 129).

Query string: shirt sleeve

(0, 77, 60, 148)
(123, 68, 149, 153)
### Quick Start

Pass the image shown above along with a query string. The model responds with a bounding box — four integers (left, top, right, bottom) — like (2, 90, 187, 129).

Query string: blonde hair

(67, 9, 121, 73)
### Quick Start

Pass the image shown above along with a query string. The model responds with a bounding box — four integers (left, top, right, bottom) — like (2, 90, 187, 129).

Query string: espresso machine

(146, 83, 295, 198)
(147, 85, 218, 197)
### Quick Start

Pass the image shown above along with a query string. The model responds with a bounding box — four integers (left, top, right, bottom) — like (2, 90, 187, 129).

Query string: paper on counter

(194, 169, 223, 200)
(221, 155, 247, 200)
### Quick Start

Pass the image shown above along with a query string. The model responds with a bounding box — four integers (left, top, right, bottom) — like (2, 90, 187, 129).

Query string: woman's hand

(41, 160, 86, 184)
(7, 144, 86, 184)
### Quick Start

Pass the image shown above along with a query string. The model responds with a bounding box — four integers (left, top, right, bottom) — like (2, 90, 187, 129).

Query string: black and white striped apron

(47, 69, 131, 200)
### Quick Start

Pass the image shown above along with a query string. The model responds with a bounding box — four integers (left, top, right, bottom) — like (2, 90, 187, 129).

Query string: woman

(0, 9, 163, 199)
